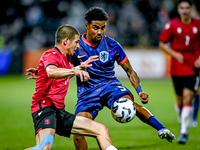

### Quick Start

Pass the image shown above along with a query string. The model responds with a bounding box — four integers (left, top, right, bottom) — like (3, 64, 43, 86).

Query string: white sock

(174, 103, 181, 123)
(105, 145, 117, 150)
(180, 106, 194, 134)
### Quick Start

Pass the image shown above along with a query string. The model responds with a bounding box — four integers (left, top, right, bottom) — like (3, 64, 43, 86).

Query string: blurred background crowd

(0, 0, 200, 74)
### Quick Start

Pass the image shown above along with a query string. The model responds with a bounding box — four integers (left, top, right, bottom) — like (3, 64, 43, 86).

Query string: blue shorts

(74, 82, 134, 119)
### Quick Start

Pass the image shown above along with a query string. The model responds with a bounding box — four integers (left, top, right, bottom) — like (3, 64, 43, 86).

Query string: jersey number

(185, 35, 190, 46)
(118, 86, 127, 91)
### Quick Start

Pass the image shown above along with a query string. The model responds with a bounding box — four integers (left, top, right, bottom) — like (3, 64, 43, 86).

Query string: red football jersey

(159, 17, 200, 76)
(31, 47, 71, 113)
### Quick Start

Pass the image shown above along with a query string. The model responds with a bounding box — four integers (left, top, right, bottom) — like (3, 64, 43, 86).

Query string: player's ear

(85, 22, 89, 30)
(63, 38, 69, 46)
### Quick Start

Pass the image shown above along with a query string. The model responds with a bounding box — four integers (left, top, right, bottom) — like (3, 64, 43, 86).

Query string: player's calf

(25, 134, 54, 150)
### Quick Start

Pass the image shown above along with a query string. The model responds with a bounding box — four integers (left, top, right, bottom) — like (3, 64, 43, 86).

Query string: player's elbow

(47, 72, 54, 78)
(158, 41, 163, 49)
(159, 41, 165, 50)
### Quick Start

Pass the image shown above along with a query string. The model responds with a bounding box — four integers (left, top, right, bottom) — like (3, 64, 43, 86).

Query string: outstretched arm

(121, 59, 149, 104)
(159, 41, 183, 63)
(25, 56, 98, 80)
(46, 65, 90, 82)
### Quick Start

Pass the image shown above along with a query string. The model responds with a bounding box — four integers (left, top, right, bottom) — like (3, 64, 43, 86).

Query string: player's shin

(32, 134, 54, 150)
(73, 135, 88, 150)
(175, 103, 181, 123)
(135, 105, 165, 130)
(147, 116, 165, 131)
(96, 134, 116, 150)
(180, 106, 193, 135)
(136, 106, 166, 129)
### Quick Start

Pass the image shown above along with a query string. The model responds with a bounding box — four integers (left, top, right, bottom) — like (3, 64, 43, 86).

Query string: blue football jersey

(71, 34, 128, 97)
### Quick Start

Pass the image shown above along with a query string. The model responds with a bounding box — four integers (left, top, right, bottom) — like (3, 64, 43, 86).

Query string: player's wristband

(135, 85, 143, 95)
(75, 62, 86, 70)
(74, 65, 80, 70)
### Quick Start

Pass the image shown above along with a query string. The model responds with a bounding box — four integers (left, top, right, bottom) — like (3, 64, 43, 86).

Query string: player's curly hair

(55, 25, 79, 44)
(178, 0, 193, 6)
(84, 7, 108, 24)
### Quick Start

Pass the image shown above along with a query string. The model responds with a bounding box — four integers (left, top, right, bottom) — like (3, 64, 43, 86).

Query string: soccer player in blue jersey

(26, 7, 176, 149)
(71, 7, 175, 149)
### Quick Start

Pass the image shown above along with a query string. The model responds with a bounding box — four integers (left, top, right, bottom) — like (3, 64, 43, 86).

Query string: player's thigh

(71, 116, 108, 137)
(172, 75, 184, 96)
(184, 75, 199, 92)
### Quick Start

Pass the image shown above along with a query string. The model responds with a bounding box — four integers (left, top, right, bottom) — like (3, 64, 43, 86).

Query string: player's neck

(180, 17, 192, 24)
(85, 33, 100, 45)
(85, 34, 91, 43)
(56, 45, 67, 56)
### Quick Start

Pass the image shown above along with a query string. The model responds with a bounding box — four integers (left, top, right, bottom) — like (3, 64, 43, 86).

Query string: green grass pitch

(0, 75, 200, 150)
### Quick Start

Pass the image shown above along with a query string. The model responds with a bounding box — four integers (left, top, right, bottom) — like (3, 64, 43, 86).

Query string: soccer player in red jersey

(25, 25, 118, 150)
(159, 0, 200, 144)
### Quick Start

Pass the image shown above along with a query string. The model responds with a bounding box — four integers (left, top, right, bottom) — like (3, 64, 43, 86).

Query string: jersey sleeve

(113, 41, 128, 65)
(106, 36, 127, 65)
(159, 21, 173, 43)
(43, 52, 59, 68)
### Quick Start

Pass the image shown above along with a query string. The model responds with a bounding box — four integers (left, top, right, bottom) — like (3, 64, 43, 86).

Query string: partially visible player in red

(25, 25, 118, 150)
(159, 0, 200, 144)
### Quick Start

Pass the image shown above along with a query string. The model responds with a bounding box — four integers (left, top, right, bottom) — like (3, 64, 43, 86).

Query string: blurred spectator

(1, 0, 199, 74)
(0, 0, 199, 52)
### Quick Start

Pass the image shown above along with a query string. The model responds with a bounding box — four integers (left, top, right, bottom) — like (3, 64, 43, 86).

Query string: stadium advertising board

(114, 48, 170, 78)
(23, 48, 170, 78)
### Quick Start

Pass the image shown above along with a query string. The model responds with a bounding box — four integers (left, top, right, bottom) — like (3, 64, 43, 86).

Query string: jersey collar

(54, 47, 62, 54)
(82, 33, 102, 48)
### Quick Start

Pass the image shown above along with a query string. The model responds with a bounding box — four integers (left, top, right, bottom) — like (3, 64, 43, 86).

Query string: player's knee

(97, 124, 110, 136)
(183, 95, 193, 105)
(134, 102, 142, 114)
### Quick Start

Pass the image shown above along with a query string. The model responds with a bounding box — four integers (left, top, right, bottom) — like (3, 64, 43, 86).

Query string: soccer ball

(111, 98, 136, 123)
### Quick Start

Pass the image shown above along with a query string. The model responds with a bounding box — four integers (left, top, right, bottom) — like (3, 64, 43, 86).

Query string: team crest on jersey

(193, 27, 198, 34)
(177, 27, 182, 34)
(100, 51, 109, 63)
